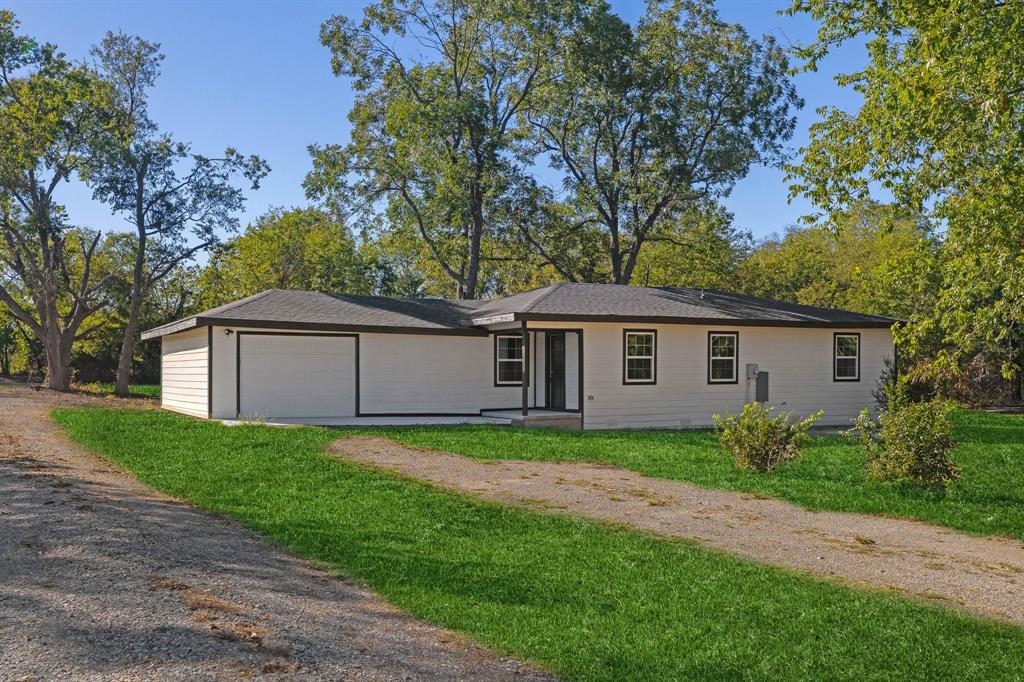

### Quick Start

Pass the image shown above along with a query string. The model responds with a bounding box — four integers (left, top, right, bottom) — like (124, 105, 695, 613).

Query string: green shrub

(853, 400, 960, 486)
(714, 403, 822, 473)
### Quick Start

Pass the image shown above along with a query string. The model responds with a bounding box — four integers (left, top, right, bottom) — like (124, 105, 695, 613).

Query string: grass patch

(75, 382, 160, 398)
(344, 409, 1024, 541)
(54, 407, 1024, 681)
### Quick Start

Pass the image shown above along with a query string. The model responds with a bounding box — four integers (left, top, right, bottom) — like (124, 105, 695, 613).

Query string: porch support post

(521, 320, 529, 417)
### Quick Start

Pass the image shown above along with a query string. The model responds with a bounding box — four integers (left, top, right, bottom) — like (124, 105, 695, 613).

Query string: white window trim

(624, 330, 656, 384)
(495, 334, 524, 386)
(708, 332, 738, 384)
(834, 333, 860, 381)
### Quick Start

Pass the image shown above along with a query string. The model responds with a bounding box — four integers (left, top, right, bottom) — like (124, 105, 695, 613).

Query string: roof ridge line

(522, 283, 563, 314)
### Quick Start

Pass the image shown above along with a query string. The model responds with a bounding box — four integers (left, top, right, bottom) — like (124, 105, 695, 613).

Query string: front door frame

(519, 326, 584, 425)
(545, 332, 566, 410)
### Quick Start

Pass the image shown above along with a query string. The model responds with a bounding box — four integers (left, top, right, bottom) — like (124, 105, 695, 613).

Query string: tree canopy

(788, 0, 1024, 377)
(522, 0, 800, 285)
(0, 11, 116, 389)
(197, 207, 374, 308)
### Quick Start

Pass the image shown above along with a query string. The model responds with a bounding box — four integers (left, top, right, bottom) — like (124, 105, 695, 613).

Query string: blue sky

(9, 0, 866, 242)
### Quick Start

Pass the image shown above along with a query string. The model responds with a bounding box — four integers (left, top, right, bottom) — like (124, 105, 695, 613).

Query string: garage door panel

(239, 334, 356, 419)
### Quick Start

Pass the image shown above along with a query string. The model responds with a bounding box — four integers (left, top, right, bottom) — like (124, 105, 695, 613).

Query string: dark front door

(546, 333, 566, 410)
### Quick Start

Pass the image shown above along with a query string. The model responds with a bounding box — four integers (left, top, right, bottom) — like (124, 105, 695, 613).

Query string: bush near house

(853, 400, 960, 487)
(714, 403, 822, 473)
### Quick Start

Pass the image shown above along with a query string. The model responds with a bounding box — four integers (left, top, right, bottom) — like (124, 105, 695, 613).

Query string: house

(141, 283, 897, 430)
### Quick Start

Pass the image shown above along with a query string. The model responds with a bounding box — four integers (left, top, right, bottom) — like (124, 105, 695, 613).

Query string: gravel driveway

(0, 384, 551, 681)
(331, 436, 1024, 627)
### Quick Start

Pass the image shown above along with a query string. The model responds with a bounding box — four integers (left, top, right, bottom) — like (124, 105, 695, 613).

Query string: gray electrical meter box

(756, 371, 769, 402)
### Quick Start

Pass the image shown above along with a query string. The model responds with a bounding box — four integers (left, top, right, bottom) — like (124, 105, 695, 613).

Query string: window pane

(836, 336, 858, 357)
(711, 358, 735, 380)
(498, 360, 523, 383)
(627, 333, 653, 357)
(498, 336, 522, 360)
(711, 335, 735, 358)
(626, 358, 653, 381)
(836, 357, 857, 378)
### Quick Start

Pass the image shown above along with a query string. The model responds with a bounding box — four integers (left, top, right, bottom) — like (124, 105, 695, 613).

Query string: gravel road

(0, 383, 551, 681)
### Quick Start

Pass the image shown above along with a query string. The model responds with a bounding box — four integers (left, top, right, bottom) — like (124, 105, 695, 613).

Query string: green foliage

(631, 206, 752, 289)
(714, 403, 822, 472)
(739, 201, 939, 321)
(521, 0, 800, 285)
(307, 0, 580, 299)
(54, 407, 1024, 681)
(853, 401, 960, 487)
(0, 11, 117, 389)
(197, 207, 374, 307)
(73, 244, 200, 383)
(787, 0, 1024, 379)
(86, 30, 268, 395)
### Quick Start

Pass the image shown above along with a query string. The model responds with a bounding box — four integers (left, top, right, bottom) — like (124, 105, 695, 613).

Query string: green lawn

(54, 407, 1024, 681)
(344, 409, 1024, 541)
(74, 382, 161, 398)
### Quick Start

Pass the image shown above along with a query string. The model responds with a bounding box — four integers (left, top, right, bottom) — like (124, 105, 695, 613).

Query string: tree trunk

(460, 182, 485, 300)
(114, 291, 144, 396)
(115, 243, 147, 396)
(42, 329, 72, 391)
(116, 173, 149, 397)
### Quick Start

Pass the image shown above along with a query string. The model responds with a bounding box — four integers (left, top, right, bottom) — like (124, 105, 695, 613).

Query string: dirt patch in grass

(332, 435, 1024, 627)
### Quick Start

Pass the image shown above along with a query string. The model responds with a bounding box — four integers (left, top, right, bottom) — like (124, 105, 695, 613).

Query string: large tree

(87, 31, 268, 396)
(788, 0, 1024, 377)
(306, 0, 587, 299)
(0, 12, 115, 390)
(197, 207, 373, 308)
(520, 0, 800, 285)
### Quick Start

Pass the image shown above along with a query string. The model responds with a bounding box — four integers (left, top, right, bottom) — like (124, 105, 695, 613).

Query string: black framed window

(623, 330, 656, 384)
(708, 332, 738, 383)
(834, 333, 860, 381)
(495, 334, 523, 385)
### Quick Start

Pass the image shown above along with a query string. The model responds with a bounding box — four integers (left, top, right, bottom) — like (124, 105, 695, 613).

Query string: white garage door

(238, 334, 356, 419)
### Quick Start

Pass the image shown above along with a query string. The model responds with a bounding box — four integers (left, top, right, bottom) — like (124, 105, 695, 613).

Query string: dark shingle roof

(143, 284, 896, 339)
(141, 289, 488, 339)
(467, 283, 897, 327)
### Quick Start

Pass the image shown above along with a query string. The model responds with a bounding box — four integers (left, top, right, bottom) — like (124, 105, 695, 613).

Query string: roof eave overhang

(516, 312, 897, 329)
(143, 316, 489, 340)
(141, 316, 200, 340)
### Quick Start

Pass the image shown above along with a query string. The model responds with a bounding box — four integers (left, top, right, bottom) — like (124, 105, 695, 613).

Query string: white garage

(236, 332, 357, 420)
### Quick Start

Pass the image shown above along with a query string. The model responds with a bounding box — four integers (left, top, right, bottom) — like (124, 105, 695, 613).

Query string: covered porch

(502, 324, 583, 429)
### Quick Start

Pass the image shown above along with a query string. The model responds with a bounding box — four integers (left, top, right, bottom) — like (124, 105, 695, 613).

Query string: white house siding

(208, 327, 533, 419)
(160, 328, 208, 418)
(527, 321, 893, 429)
(358, 332, 529, 414)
